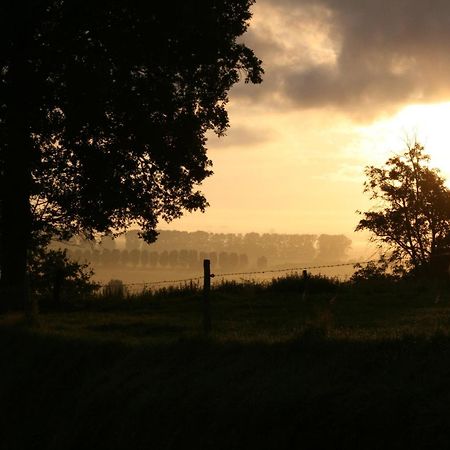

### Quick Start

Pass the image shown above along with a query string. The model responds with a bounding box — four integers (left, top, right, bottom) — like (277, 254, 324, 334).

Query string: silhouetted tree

(168, 250, 179, 268)
(101, 249, 114, 267)
(112, 249, 121, 266)
(159, 251, 169, 268)
(209, 252, 218, 267)
(356, 142, 450, 273)
(285, 234, 317, 262)
(179, 249, 189, 268)
(90, 249, 100, 266)
(244, 232, 261, 257)
(0, 1, 262, 310)
(229, 252, 239, 268)
(316, 234, 351, 262)
(129, 249, 140, 268)
(125, 231, 141, 251)
(219, 251, 230, 270)
(29, 248, 99, 304)
(191, 231, 210, 251)
(149, 251, 159, 267)
(256, 255, 268, 269)
(187, 250, 199, 269)
(140, 249, 149, 267)
(121, 250, 130, 267)
(239, 253, 249, 268)
(100, 236, 116, 251)
(103, 279, 127, 299)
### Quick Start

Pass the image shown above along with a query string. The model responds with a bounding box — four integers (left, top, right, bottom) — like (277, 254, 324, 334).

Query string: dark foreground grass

(2, 277, 450, 449)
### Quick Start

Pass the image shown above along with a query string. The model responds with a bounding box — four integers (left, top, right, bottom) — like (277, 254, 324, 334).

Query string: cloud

(208, 124, 276, 149)
(239, 0, 450, 120)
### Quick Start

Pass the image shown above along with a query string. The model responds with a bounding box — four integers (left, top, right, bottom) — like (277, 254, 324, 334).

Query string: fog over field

(52, 229, 364, 287)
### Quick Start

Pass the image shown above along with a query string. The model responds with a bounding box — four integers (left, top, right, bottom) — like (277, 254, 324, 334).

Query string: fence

(100, 259, 377, 295)
(98, 259, 377, 335)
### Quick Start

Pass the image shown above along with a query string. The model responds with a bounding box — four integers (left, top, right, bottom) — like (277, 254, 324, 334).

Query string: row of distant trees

(61, 231, 352, 266)
(66, 248, 269, 271)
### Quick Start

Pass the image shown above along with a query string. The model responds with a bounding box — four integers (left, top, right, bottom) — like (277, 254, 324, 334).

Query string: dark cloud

(240, 0, 450, 119)
(208, 125, 276, 149)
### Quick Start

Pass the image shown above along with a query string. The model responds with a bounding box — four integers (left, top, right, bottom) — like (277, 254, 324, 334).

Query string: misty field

(2, 277, 450, 449)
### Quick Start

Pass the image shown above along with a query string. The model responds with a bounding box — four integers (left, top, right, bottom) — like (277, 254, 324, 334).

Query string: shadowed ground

(2, 281, 450, 449)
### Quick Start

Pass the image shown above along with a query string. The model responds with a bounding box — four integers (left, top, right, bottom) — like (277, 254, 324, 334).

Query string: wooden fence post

(302, 269, 308, 301)
(203, 259, 212, 334)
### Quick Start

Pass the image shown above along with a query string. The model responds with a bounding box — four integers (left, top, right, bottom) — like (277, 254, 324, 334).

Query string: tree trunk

(0, 152, 32, 311)
(0, 60, 33, 312)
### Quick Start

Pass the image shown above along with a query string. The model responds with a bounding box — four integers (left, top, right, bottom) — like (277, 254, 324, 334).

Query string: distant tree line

(53, 230, 351, 271)
(64, 248, 254, 271)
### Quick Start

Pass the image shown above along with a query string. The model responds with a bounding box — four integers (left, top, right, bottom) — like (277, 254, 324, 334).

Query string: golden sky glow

(160, 0, 450, 256)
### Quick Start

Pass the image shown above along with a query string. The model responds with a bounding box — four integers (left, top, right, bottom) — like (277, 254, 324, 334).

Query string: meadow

(2, 275, 450, 449)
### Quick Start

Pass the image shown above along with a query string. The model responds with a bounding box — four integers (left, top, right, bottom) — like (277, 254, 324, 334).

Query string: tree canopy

(356, 142, 450, 274)
(0, 0, 263, 309)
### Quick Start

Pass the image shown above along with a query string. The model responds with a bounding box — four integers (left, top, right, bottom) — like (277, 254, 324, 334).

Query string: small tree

(356, 142, 450, 274)
(103, 279, 127, 300)
(316, 234, 352, 262)
(29, 248, 99, 304)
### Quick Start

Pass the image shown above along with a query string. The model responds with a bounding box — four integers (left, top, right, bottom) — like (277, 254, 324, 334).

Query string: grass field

(2, 276, 450, 449)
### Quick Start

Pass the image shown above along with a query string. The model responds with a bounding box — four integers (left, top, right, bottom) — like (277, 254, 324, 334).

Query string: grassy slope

(2, 281, 450, 449)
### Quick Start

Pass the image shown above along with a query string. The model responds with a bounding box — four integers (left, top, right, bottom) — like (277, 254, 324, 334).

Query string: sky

(160, 0, 450, 253)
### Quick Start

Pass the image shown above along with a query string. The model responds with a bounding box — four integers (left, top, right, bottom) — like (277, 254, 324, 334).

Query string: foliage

(29, 248, 100, 304)
(102, 279, 127, 300)
(268, 272, 339, 294)
(351, 260, 388, 282)
(59, 230, 353, 272)
(316, 234, 352, 261)
(356, 142, 450, 273)
(1, 0, 263, 239)
(350, 259, 398, 282)
(0, 0, 263, 308)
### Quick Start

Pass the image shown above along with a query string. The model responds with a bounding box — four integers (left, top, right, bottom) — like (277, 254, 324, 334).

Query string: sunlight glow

(359, 102, 450, 182)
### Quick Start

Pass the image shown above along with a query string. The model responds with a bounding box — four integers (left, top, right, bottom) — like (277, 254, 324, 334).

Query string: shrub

(103, 279, 127, 299)
(29, 248, 100, 304)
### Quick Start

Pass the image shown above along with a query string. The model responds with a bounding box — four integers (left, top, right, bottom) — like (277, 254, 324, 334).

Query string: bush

(350, 260, 396, 283)
(103, 279, 127, 299)
(268, 273, 339, 294)
(29, 248, 100, 304)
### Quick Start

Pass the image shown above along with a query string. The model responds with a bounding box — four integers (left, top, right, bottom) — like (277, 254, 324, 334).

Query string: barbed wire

(101, 259, 378, 290)
(102, 276, 204, 289)
(211, 260, 377, 279)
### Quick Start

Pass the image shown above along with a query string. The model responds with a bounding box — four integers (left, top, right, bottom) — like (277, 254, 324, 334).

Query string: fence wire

(212, 260, 377, 279)
(100, 259, 377, 294)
